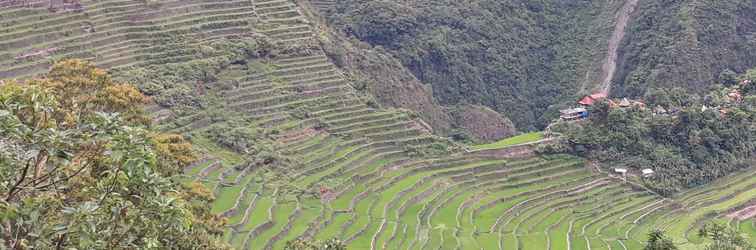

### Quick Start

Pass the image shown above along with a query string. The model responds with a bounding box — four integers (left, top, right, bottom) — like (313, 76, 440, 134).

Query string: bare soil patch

(597, 0, 640, 94)
(726, 203, 756, 220)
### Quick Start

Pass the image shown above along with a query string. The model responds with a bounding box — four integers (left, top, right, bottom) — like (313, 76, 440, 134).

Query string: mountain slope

(312, 0, 756, 131)
(614, 0, 756, 97)
(312, 0, 628, 129)
(0, 1, 753, 249)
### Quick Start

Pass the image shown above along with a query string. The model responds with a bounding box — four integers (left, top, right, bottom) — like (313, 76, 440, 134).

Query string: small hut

(641, 169, 655, 177)
(653, 106, 668, 115)
(619, 98, 631, 107)
(614, 168, 628, 180)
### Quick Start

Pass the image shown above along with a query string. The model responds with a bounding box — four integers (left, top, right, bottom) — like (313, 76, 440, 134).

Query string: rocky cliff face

(451, 104, 517, 143)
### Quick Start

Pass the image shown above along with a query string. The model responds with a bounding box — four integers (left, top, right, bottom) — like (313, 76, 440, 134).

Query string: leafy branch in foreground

(644, 229, 678, 250)
(0, 60, 228, 249)
(699, 223, 754, 250)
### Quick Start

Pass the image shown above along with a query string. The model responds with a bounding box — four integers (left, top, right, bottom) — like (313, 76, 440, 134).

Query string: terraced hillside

(1, 1, 754, 249)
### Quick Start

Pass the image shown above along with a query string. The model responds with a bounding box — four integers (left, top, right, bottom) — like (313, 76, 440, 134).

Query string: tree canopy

(644, 230, 678, 250)
(699, 223, 755, 250)
(555, 70, 756, 195)
(0, 60, 228, 249)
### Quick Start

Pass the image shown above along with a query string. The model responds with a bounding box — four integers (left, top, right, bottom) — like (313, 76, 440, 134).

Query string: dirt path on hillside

(726, 203, 756, 220)
(597, 0, 640, 94)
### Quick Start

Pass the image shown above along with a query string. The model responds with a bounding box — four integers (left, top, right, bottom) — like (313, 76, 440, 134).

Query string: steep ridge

(1, 1, 753, 249)
(304, 0, 629, 129)
(612, 0, 756, 96)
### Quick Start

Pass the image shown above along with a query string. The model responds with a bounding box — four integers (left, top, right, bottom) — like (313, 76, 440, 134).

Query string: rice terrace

(0, 0, 754, 249)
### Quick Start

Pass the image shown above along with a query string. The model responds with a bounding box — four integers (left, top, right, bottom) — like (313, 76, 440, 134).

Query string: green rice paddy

(2, 0, 753, 249)
(472, 132, 545, 150)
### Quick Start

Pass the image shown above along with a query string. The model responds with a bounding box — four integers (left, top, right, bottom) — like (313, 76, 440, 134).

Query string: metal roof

(560, 107, 587, 114)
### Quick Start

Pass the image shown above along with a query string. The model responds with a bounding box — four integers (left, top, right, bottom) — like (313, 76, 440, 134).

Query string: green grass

(210, 173, 255, 214)
(247, 202, 297, 248)
(238, 196, 274, 231)
(273, 199, 322, 249)
(227, 193, 256, 225)
(190, 135, 245, 166)
(185, 160, 215, 176)
(471, 132, 545, 150)
(23, 2, 756, 250)
(550, 216, 571, 250)
(520, 233, 548, 250)
(740, 219, 756, 245)
(666, 187, 756, 248)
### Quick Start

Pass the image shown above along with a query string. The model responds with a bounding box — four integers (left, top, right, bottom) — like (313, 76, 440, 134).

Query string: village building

(653, 106, 668, 115)
(559, 107, 588, 120)
(728, 90, 742, 102)
(578, 93, 608, 106)
(632, 100, 647, 109)
(614, 168, 628, 180)
(619, 98, 631, 107)
(642, 169, 655, 177)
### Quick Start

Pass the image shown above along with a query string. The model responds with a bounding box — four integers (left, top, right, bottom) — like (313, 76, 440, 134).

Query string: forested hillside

(554, 70, 756, 195)
(313, 0, 626, 129)
(1, 0, 754, 249)
(615, 0, 756, 97)
(0, 60, 228, 249)
(313, 0, 756, 131)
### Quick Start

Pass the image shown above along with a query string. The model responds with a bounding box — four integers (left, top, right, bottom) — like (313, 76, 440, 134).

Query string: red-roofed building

(728, 90, 742, 102)
(578, 96, 594, 105)
(578, 92, 608, 106)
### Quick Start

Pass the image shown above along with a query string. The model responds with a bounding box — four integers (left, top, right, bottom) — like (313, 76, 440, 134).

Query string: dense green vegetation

(644, 230, 678, 250)
(319, 0, 622, 129)
(644, 224, 755, 250)
(556, 71, 756, 194)
(1, 1, 754, 249)
(615, 0, 756, 97)
(317, 0, 756, 131)
(0, 60, 227, 249)
(698, 223, 755, 250)
(472, 132, 545, 150)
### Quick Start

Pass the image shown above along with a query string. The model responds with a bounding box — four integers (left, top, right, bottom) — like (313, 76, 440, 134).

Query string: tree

(644, 229, 678, 250)
(742, 69, 756, 95)
(285, 238, 346, 250)
(719, 69, 738, 86)
(556, 75, 755, 195)
(698, 223, 754, 250)
(645, 88, 673, 107)
(36, 59, 150, 127)
(0, 60, 228, 249)
(150, 133, 197, 175)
